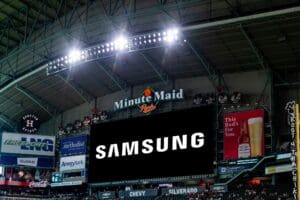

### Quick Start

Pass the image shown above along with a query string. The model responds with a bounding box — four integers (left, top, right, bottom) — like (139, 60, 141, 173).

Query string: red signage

(223, 109, 264, 160)
(0, 180, 30, 187)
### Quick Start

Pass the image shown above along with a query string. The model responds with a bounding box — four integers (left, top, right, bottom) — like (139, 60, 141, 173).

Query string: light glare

(68, 49, 81, 64)
(114, 36, 129, 50)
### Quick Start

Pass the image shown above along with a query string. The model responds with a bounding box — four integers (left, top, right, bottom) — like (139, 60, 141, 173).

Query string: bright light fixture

(165, 28, 179, 43)
(46, 28, 183, 76)
(68, 49, 81, 64)
(114, 36, 129, 50)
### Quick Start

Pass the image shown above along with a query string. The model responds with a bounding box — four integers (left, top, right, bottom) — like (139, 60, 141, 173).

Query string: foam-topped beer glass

(248, 117, 263, 157)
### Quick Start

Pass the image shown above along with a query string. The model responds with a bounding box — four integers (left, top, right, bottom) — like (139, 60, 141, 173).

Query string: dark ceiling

(0, 0, 299, 131)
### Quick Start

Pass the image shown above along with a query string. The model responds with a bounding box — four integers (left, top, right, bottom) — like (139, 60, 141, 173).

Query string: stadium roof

(0, 0, 299, 130)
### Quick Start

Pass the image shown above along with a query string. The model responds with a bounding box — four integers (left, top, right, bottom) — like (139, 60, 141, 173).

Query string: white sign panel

(51, 181, 82, 187)
(60, 155, 86, 172)
(0, 132, 55, 156)
(265, 164, 292, 175)
(17, 157, 38, 167)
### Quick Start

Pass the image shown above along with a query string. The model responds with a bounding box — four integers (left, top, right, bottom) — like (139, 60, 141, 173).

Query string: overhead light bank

(46, 28, 182, 76)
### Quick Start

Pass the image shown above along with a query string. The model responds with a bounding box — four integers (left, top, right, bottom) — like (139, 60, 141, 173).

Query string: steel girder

(0, 4, 299, 95)
(15, 85, 58, 117)
(58, 72, 95, 103)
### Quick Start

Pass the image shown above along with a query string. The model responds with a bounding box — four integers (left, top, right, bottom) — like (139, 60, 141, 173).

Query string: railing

(215, 155, 275, 187)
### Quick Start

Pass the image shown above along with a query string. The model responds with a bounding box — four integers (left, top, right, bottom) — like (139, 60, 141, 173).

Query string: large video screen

(89, 106, 215, 183)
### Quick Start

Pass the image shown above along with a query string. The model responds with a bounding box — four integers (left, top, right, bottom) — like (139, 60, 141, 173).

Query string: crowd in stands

(186, 184, 293, 200)
(0, 182, 294, 200)
(154, 184, 293, 200)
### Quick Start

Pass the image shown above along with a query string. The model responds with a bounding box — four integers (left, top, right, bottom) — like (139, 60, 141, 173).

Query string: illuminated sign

(60, 135, 87, 156)
(89, 106, 215, 183)
(114, 88, 184, 114)
(95, 132, 204, 160)
(60, 155, 86, 172)
(0, 132, 55, 156)
(161, 187, 204, 195)
(265, 164, 292, 175)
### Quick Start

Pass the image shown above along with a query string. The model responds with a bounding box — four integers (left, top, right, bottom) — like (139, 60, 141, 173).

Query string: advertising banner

(223, 109, 264, 160)
(59, 155, 86, 172)
(0, 132, 55, 156)
(89, 106, 215, 183)
(60, 135, 87, 156)
(124, 189, 158, 197)
(17, 157, 38, 167)
(265, 164, 292, 175)
(50, 181, 82, 187)
(0, 168, 52, 187)
(29, 180, 49, 188)
(99, 191, 116, 199)
(0, 155, 54, 168)
(161, 187, 205, 195)
(210, 185, 228, 193)
(218, 165, 250, 179)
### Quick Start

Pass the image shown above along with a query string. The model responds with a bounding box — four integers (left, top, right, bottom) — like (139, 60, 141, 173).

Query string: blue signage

(1, 132, 55, 156)
(0, 155, 54, 168)
(120, 189, 158, 198)
(19, 138, 54, 152)
(60, 135, 87, 156)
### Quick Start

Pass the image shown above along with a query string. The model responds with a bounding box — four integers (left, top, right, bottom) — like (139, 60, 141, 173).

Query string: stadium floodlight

(165, 28, 179, 43)
(113, 36, 129, 51)
(68, 48, 81, 64)
(46, 28, 184, 76)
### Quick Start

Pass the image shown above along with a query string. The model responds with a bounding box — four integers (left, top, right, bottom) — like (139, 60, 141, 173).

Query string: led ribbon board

(89, 106, 215, 183)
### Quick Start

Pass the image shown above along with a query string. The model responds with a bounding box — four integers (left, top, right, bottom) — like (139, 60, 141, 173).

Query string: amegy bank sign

(0, 132, 55, 156)
(114, 88, 184, 114)
(60, 155, 86, 172)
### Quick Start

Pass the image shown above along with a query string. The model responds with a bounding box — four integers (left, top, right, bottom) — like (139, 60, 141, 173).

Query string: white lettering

(108, 144, 119, 158)
(172, 135, 187, 150)
(95, 132, 205, 159)
(191, 132, 204, 148)
(157, 137, 168, 152)
(142, 139, 153, 154)
(129, 191, 146, 197)
(96, 145, 106, 159)
(122, 141, 139, 156)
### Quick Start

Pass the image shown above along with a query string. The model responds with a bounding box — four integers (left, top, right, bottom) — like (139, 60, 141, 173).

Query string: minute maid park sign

(114, 88, 184, 114)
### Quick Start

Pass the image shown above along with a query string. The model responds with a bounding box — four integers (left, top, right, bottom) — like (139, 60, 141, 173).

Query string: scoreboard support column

(296, 104, 300, 200)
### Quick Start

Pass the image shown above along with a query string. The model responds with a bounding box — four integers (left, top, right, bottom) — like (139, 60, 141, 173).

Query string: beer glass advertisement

(89, 106, 215, 183)
(223, 109, 264, 160)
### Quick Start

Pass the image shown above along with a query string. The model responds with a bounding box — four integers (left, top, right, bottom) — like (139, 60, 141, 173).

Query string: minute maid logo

(114, 88, 184, 114)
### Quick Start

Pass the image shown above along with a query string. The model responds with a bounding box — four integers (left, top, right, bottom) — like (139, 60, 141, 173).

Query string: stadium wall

(39, 70, 269, 135)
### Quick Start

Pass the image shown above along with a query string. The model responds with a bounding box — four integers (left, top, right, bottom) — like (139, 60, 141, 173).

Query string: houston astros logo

(22, 114, 39, 133)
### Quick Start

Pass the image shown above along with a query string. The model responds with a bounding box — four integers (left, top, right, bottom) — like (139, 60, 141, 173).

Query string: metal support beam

(275, 82, 300, 87)
(58, 73, 95, 104)
(1, 6, 300, 95)
(139, 52, 170, 84)
(183, 6, 300, 32)
(15, 85, 57, 117)
(186, 40, 228, 91)
(0, 64, 47, 94)
(239, 26, 270, 71)
(95, 61, 128, 91)
(0, 113, 17, 131)
(156, 1, 226, 89)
